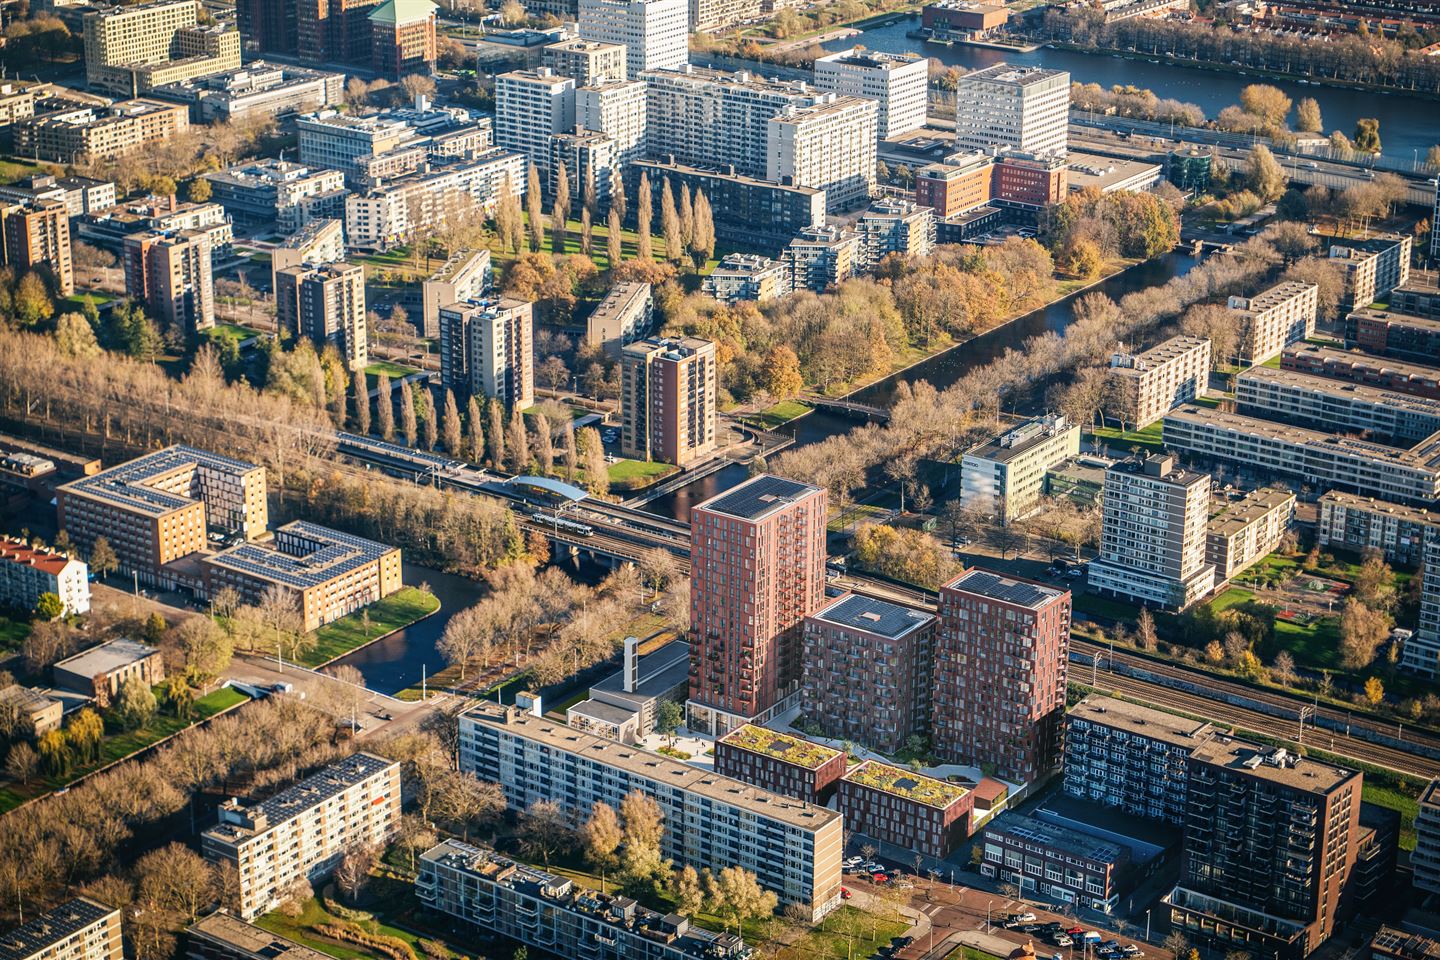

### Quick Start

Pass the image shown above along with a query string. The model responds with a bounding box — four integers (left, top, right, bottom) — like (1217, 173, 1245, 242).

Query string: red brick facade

(838, 761, 974, 860)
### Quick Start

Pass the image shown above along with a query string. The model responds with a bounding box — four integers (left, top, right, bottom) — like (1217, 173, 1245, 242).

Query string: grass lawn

(203, 323, 256, 345)
(775, 906, 910, 960)
(829, 501, 889, 533)
(1271, 614, 1342, 671)
(1087, 420, 1165, 454)
(1260, 354, 1283, 369)
(946, 948, 1005, 960)
(751, 399, 811, 430)
(1366, 781, 1421, 850)
(0, 614, 30, 653)
(608, 458, 678, 490)
(1210, 587, 1256, 612)
(366, 359, 419, 379)
(65, 291, 111, 310)
(298, 587, 440, 668)
(1192, 394, 1224, 408)
(0, 158, 49, 185)
(257, 897, 427, 960)
(546, 686, 592, 717)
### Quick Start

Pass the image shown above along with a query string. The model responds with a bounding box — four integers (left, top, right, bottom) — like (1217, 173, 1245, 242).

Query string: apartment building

(979, 812, 1132, 913)
(578, 0, 687, 75)
(54, 638, 163, 705)
(56, 446, 268, 587)
(953, 64, 1069, 158)
(1329, 235, 1412, 312)
(495, 69, 576, 178)
(856, 198, 934, 268)
(296, 111, 424, 184)
(82, 199, 231, 256)
(0, 898, 121, 960)
(205, 160, 348, 231)
(814, 47, 928, 138)
(1206, 487, 1295, 582)
(458, 700, 844, 919)
(368, 0, 438, 78)
(13, 99, 189, 163)
(543, 37, 627, 84)
(702, 253, 787, 304)
(150, 62, 343, 124)
(714, 723, 847, 803)
(344, 150, 526, 249)
(550, 129, 619, 213)
(1166, 742, 1360, 960)
(422, 249, 491, 339)
(1347, 307, 1440, 364)
(620, 336, 717, 467)
(83, 0, 240, 97)
(766, 95, 877, 213)
(123, 228, 215, 337)
(1393, 279, 1440, 321)
(437, 298, 535, 408)
(688, 475, 827, 733)
(1237, 365, 1440, 444)
(0, 536, 89, 616)
(782, 225, 860, 292)
(1282, 342, 1440, 399)
(961, 414, 1080, 523)
(295, 0, 383, 65)
(934, 568, 1070, 782)
(274, 262, 368, 371)
(800, 592, 935, 755)
(1409, 537, 1440, 677)
(838, 761, 974, 859)
(2, 199, 74, 296)
(186, 913, 332, 960)
(586, 280, 652, 354)
(630, 159, 825, 252)
(577, 79, 648, 168)
(270, 219, 346, 289)
(1414, 779, 1440, 895)
(1064, 695, 1213, 827)
(0, 83, 37, 130)
(689, 0, 759, 29)
(1088, 455, 1216, 610)
(914, 154, 994, 218)
(1163, 404, 1440, 506)
(419, 841, 751, 960)
(0, 175, 114, 222)
(1228, 280, 1319, 366)
(0, 685, 61, 737)
(202, 521, 401, 632)
(1107, 335, 1211, 429)
(1317, 491, 1440, 566)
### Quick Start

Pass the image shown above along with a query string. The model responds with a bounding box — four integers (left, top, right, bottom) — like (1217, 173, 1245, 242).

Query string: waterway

(822, 19, 1439, 165)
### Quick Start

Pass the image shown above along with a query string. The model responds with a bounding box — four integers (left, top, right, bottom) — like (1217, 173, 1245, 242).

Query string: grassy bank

(300, 587, 441, 669)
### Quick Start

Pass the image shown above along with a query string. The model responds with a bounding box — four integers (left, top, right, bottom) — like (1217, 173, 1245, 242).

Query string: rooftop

(1283, 342, 1440, 381)
(1421, 778, 1440, 813)
(465, 702, 841, 831)
(1166, 404, 1440, 472)
(1065, 153, 1161, 192)
(590, 639, 690, 705)
(1106, 452, 1211, 489)
(1207, 487, 1295, 539)
(0, 685, 58, 715)
(368, 0, 437, 23)
(54, 638, 158, 677)
(816, 46, 925, 70)
(696, 474, 822, 522)
(1239, 365, 1440, 419)
(428, 248, 490, 284)
(567, 698, 637, 726)
(203, 521, 395, 591)
(810, 593, 933, 640)
(588, 281, 651, 326)
(1320, 490, 1440, 526)
(718, 724, 843, 770)
(965, 414, 1076, 464)
(843, 760, 968, 809)
(1068, 695, 1213, 749)
(1348, 306, 1440, 333)
(0, 537, 79, 577)
(1187, 738, 1356, 793)
(943, 568, 1066, 610)
(1229, 280, 1317, 315)
(1372, 927, 1440, 960)
(0, 898, 115, 960)
(959, 63, 1068, 87)
(203, 753, 396, 844)
(983, 810, 1128, 865)
(1110, 335, 1210, 376)
(59, 445, 262, 519)
(634, 157, 825, 198)
(187, 913, 332, 960)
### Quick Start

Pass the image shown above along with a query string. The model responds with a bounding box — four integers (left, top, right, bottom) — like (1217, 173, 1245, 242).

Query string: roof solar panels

(700, 474, 819, 520)
(949, 569, 1060, 609)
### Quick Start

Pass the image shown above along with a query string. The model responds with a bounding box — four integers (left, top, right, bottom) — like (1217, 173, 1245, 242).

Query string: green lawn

(1272, 614, 1342, 671)
(0, 614, 30, 652)
(257, 897, 426, 960)
(1087, 420, 1165, 454)
(946, 949, 1005, 960)
(1366, 781, 1420, 850)
(1260, 354, 1283, 369)
(751, 399, 811, 430)
(786, 906, 910, 960)
(365, 360, 419, 379)
(0, 158, 49, 185)
(298, 587, 440, 668)
(607, 458, 678, 490)
(1210, 587, 1256, 612)
(829, 501, 889, 533)
(203, 323, 256, 345)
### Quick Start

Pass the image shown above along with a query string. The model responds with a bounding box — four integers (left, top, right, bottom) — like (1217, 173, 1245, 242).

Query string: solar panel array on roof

(949, 569, 1061, 609)
(0, 899, 113, 960)
(700, 474, 819, 520)
(251, 753, 394, 830)
(64, 445, 260, 517)
(815, 594, 932, 639)
(204, 521, 393, 590)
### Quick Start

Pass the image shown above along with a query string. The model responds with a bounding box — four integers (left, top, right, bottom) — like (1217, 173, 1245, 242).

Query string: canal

(823, 19, 1440, 165)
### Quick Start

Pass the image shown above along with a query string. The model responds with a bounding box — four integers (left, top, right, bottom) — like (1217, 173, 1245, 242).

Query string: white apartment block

(458, 701, 844, 920)
(1089, 455, 1216, 610)
(814, 47, 928, 138)
(1236, 366, 1440, 445)
(0, 537, 90, 616)
(438, 298, 535, 409)
(0, 898, 121, 960)
(495, 69, 576, 179)
(579, 0, 688, 76)
(577, 79, 648, 167)
(1330, 234, 1412, 312)
(1228, 280, 1318, 366)
(1415, 780, 1440, 891)
(953, 64, 1069, 158)
(961, 414, 1080, 523)
(422, 249, 492, 340)
(296, 111, 421, 181)
(1412, 541, 1440, 676)
(542, 37, 628, 85)
(689, 0, 759, 30)
(1108, 335, 1211, 429)
(201, 753, 401, 920)
(856, 198, 935, 268)
(1205, 487, 1295, 582)
(767, 96, 877, 213)
(344, 150, 526, 249)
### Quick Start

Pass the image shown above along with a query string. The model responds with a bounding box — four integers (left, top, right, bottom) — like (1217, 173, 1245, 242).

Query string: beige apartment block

(421, 249, 491, 339)
(437, 297, 535, 408)
(961, 414, 1080, 522)
(586, 280, 652, 355)
(275, 262, 368, 371)
(123, 228, 215, 337)
(1206, 487, 1295, 582)
(0, 898, 122, 960)
(13, 99, 190, 163)
(1108, 335, 1210, 429)
(620, 336, 717, 467)
(84, 0, 240, 97)
(2, 199, 74, 296)
(542, 37, 627, 84)
(1228, 280, 1318, 366)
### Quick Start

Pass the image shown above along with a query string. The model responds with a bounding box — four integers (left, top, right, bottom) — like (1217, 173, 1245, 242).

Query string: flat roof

(1110, 335, 1209, 376)
(843, 760, 967, 809)
(1065, 152, 1161, 192)
(1282, 343, 1440, 382)
(567, 698, 637, 725)
(1420, 778, 1440, 813)
(718, 724, 842, 770)
(0, 685, 59, 714)
(1239, 366, 1440, 419)
(1165, 404, 1440, 470)
(1349, 306, 1440, 333)
(696, 474, 822, 522)
(203, 753, 396, 844)
(960, 63, 1067, 86)
(943, 568, 1066, 610)
(203, 520, 395, 591)
(59, 445, 262, 519)
(465, 702, 841, 831)
(1319, 490, 1440, 526)
(590, 639, 690, 705)
(1187, 738, 1356, 793)
(54, 638, 157, 677)
(965, 415, 1075, 464)
(810, 592, 933, 640)
(1106, 452, 1212, 489)
(0, 898, 114, 960)
(589, 281, 651, 325)
(187, 913, 332, 960)
(1068, 695, 1213, 749)
(983, 810, 1127, 865)
(1232, 279, 1317, 315)
(1207, 488, 1295, 539)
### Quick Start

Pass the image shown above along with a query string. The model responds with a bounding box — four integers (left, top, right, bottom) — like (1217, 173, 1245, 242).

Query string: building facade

(422, 249, 492, 339)
(1228, 281, 1319, 366)
(368, 0, 438, 78)
(83, 0, 241, 97)
(1237, 366, 1440, 445)
(543, 37, 628, 84)
(586, 280, 652, 354)
(714, 723, 847, 803)
(577, 80, 648, 168)
(495, 69, 576, 178)
(0, 536, 89, 616)
(782, 224, 860, 292)
(766, 96, 877, 213)
(914, 154, 994, 218)
(2, 200, 74, 296)
(953, 64, 1069, 158)
(204, 160, 348, 231)
(1107, 335, 1210, 429)
(53, 638, 164, 705)
(1205, 487, 1295, 582)
(1329, 235, 1412, 313)
(0, 898, 121, 960)
(838, 760, 974, 859)
(1347, 308, 1440, 365)
(438, 298, 535, 408)
(579, 0, 687, 75)
(275, 262, 368, 371)
(856, 198, 934, 268)
(961, 414, 1080, 523)
(1409, 537, 1440, 677)
(619, 336, 717, 467)
(123, 228, 215, 338)
(701, 254, 787, 304)
(979, 812, 1132, 913)
(813, 47, 928, 138)
(1281, 343, 1440, 400)
(1414, 779, 1440, 896)
(629, 159, 825, 253)
(1317, 491, 1440, 567)
(14, 100, 190, 163)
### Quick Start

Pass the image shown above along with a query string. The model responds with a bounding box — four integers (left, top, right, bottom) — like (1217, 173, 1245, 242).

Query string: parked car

(872, 872, 890, 883)
(1066, 927, 1086, 937)
(1052, 935, 1073, 947)
(1123, 947, 1143, 957)
(1014, 913, 1037, 923)
(893, 936, 915, 949)
(841, 887, 853, 900)
(843, 856, 863, 868)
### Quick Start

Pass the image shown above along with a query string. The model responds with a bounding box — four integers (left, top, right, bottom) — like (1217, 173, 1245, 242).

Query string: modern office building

(566, 638, 689, 743)
(1346, 307, 1440, 365)
(1236, 365, 1440, 444)
(1281, 342, 1440, 399)
(813, 47, 928, 138)
(1228, 280, 1319, 366)
(458, 700, 844, 919)
(714, 723, 847, 804)
(495, 69, 576, 178)
(782, 224, 860, 292)
(343, 150, 526, 248)
(0, 536, 89, 616)
(577, 79, 648, 167)
(629, 159, 826, 252)
(185, 913, 332, 960)
(953, 64, 1069, 158)
(53, 638, 164, 705)
(0, 898, 122, 960)
(1088, 455, 1216, 610)
(274, 262, 368, 371)
(766, 95, 877, 213)
(270, 219, 346, 287)
(1064, 695, 1214, 828)
(688, 475, 827, 734)
(13, 99, 190, 163)
(1414, 779, 1440, 895)
(202, 753, 401, 919)
(1317, 491, 1440, 567)
(619, 336, 717, 467)
(202, 521, 402, 632)
(205, 160, 348, 231)
(83, 0, 241, 97)
(1205, 487, 1295, 582)
(579, 0, 687, 75)
(1, 199, 74, 296)
(838, 760, 974, 859)
(437, 298, 535, 409)
(56, 446, 268, 587)
(960, 414, 1080, 523)
(914, 154, 995, 219)
(543, 37, 627, 84)
(1166, 742, 1361, 960)
(1107, 335, 1211, 429)
(933, 568, 1070, 782)
(418, 841, 752, 960)
(1329, 235, 1412, 312)
(422, 249, 492, 340)
(368, 0, 438, 78)
(1163, 404, 1440, 506)
(800, 592, 935, 754)
(702, 253, 788, 304)
(123, 228, 215, 338)
(149, 62, 343, 124)
(855, 198, 934, 268)
(294, 0, 383, 66)
(586, 280, 652, 354)
(979, 812, 1132, 913)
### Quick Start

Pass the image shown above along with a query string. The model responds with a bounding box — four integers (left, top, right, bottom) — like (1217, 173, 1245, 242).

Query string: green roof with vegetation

(720, 723, 841, 769)
(844, 760, 968, 808)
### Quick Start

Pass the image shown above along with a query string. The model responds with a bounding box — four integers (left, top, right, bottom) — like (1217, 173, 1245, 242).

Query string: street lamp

(987, 899, 994, 931)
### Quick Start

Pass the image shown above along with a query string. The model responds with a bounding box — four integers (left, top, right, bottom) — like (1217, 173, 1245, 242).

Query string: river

(822, 19, 1439, 165)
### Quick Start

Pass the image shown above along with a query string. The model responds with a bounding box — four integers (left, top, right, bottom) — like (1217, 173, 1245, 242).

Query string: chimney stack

(623, 636, 639, 693)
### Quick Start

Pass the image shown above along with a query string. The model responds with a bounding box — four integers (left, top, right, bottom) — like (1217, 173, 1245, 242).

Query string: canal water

(823, 19, 1440, 165)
